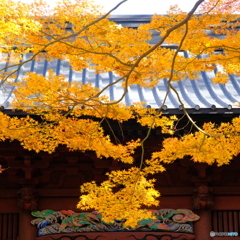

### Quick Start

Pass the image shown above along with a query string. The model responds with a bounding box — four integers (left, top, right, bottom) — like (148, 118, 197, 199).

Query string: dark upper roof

(0, 15, 240, 115)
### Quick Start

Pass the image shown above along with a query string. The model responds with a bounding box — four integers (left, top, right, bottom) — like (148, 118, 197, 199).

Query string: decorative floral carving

(31, 209, 200, 236)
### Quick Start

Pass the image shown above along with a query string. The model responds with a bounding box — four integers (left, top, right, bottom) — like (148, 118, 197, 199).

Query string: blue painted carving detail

(31, 209, 200, 236)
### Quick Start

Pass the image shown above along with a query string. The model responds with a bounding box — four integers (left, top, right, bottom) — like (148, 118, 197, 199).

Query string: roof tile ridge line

(200, 70, 227, 107)
(198, 54, 227, 108)
(2, 55, 25, 108)
(163, 78, 180, 108)
(229, 74, 240, 96)
(107, 72, 132, 106)
(124, 91, 132, 106)
(0, 53, 11, 89)
(30, 58, 36, 72)
(152, 86, 162, 107)
(183, 51, 210, 108)
(108, 72, 114, 101)
(42, 59, 48, 77)
(124, 82, 132, 106)
(217, 82, 238, 103)
(82, 69, 87, 85)
(68, 67, 73, 84)
(189, 76, 212, 108)
(55, 59, 61, 76)
(213, 66, 239, 103)
(95, 72, 100, 88)
(136, 84, 147, 107)
(177, 80, 196, 108)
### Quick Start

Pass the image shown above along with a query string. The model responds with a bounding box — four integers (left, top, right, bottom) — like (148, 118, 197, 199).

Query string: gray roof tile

(1, 53, 240, 113)
(1, 15, 240, 113)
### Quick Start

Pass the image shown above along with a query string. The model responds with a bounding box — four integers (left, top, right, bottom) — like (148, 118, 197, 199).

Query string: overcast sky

(93, 0, 195, 14)
(17, 0, 196, 14)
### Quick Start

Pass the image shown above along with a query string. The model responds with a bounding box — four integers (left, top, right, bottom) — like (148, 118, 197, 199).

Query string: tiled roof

(1, 52, 240, 114)
(0, 15, 240, 114)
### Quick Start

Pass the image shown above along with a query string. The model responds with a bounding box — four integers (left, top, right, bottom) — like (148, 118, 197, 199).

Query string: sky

(17, 0, 196, 14)
(93, 0, 195, 14)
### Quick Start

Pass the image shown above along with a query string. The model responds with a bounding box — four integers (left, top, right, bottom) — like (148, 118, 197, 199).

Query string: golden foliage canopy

(1, 0, 240, 227)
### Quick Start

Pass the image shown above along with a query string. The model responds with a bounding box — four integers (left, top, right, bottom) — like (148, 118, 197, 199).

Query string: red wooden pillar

(18, 209, 37, 240)
(194, 210, 212, 240)
(17, 187, 38, 240)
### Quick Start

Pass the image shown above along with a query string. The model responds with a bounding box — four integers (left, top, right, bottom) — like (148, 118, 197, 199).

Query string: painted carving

(193, 185, 213, 210)
(138, 209, 199, 233)
(17, 187, 38, 211)
(31, 209, 200, 236)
